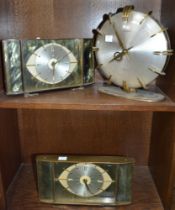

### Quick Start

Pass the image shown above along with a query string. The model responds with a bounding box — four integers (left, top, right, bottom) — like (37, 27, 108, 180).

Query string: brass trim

(150, 27, 168, 38)
(122, 5, 134, 22)
(139, 11, 152, 25)
(153, 49, 173, 56)
(36, 155, 135, 165)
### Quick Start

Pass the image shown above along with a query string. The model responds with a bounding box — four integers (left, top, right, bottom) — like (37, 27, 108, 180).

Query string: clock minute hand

(55, 51, 72, 64)
(112, 23, 125, 50)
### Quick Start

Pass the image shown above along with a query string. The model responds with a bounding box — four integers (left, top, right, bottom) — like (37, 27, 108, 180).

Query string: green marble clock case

(2, 39, 94, 95)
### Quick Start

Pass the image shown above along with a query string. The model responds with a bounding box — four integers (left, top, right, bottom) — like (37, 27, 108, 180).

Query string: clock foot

(98, 84, 165, 102)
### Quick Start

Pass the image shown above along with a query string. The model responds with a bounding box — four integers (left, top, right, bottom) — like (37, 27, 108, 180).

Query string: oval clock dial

(58, 163, 114, 197)
(26, 43, 78, 84)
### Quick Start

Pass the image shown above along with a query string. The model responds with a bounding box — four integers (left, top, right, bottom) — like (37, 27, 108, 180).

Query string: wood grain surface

(0, 171, 5, 210)
(0, 109, 21, 191)
(156, 0, 175, 101)
(0, 85, 174, 111)
(18, 109, 152, 165)
(149, 112, 175, 210)
(6, 164, 164, 210)
(4, 0, 161, 39)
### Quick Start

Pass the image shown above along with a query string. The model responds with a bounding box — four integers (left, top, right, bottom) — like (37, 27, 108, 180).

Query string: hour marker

(108, 14, 113, 24)
(148, 66, 165, 75)
(150, 27, 168, 38)
(57, 178, 67, 181)
(63, 61, 77, 64)
(70, 61, 78, 63)
(153, 50, 173, 56)
(123, 80, 130, 92)
(122, 5, 134, 22)
(96, 29, 104, 36)
(139, 11, 152, 25)
(123, 81, 137, 93)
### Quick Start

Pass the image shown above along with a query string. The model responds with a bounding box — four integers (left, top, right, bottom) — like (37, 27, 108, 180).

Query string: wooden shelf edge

(6, 164, 164, 210)
(0, 84, 174, 111)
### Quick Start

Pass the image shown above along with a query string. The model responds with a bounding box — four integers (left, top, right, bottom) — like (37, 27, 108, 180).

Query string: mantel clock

(2, 39, 94, 95)
(36, 155, 134, 206)
(94, 5, 173, 102)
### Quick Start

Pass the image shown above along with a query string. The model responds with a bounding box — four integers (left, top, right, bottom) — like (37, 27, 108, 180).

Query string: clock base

(98, 85, 165, 102)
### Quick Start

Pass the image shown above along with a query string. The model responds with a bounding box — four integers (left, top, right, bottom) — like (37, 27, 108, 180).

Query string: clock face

(58, 163, 113, 197)
(26, 43, 78, 84)
(95, 9, 171, 89)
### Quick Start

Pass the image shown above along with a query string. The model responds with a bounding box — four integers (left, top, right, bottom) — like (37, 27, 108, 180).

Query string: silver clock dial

(95, 10, 171, 89)
(26, 43, 78, 84)
(58, 163, 113, 197)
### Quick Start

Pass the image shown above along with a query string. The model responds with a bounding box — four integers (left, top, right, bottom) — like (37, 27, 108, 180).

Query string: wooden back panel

(18, 110, 152, 165)
(0, 109, 21, 191)
(5, 0, 161, 39)
(157, 0, 175, 101)
(0, 171, 5, 210)
(0, 0, 162, 92)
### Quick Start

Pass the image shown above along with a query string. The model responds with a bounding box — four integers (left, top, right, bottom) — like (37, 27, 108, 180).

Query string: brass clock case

(36, 155, 134, 206)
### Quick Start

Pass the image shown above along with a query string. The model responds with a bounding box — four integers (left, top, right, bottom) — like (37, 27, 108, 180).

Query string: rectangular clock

(36, 155, 134, 206)
(2, 39, 94, 95)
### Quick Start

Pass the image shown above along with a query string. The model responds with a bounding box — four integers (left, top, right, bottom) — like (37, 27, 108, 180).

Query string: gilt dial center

(48, 58, 57, 70)
(80, 175, 91, 185)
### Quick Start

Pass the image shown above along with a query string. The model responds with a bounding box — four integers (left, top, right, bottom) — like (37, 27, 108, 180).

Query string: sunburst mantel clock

(94, 5, 173, 102)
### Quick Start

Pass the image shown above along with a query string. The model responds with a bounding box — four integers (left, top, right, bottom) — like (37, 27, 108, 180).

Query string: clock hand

(111, 23, 125, 50)
(55, 51, 72, 65)
(109, 48, 130, 63)
(109, 51, 124, 62)
(51, 62, 56, 81)
(126, 28, 168, 52)
(83, 179, 94, 195)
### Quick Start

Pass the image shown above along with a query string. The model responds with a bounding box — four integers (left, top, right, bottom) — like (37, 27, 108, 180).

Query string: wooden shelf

(0, 83, 175, 111)
(6, 164, 164, 210)
(0, 0, 175, 209)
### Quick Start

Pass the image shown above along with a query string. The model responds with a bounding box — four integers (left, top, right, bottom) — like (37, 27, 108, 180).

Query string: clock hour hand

(83, 179, 94, 195)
